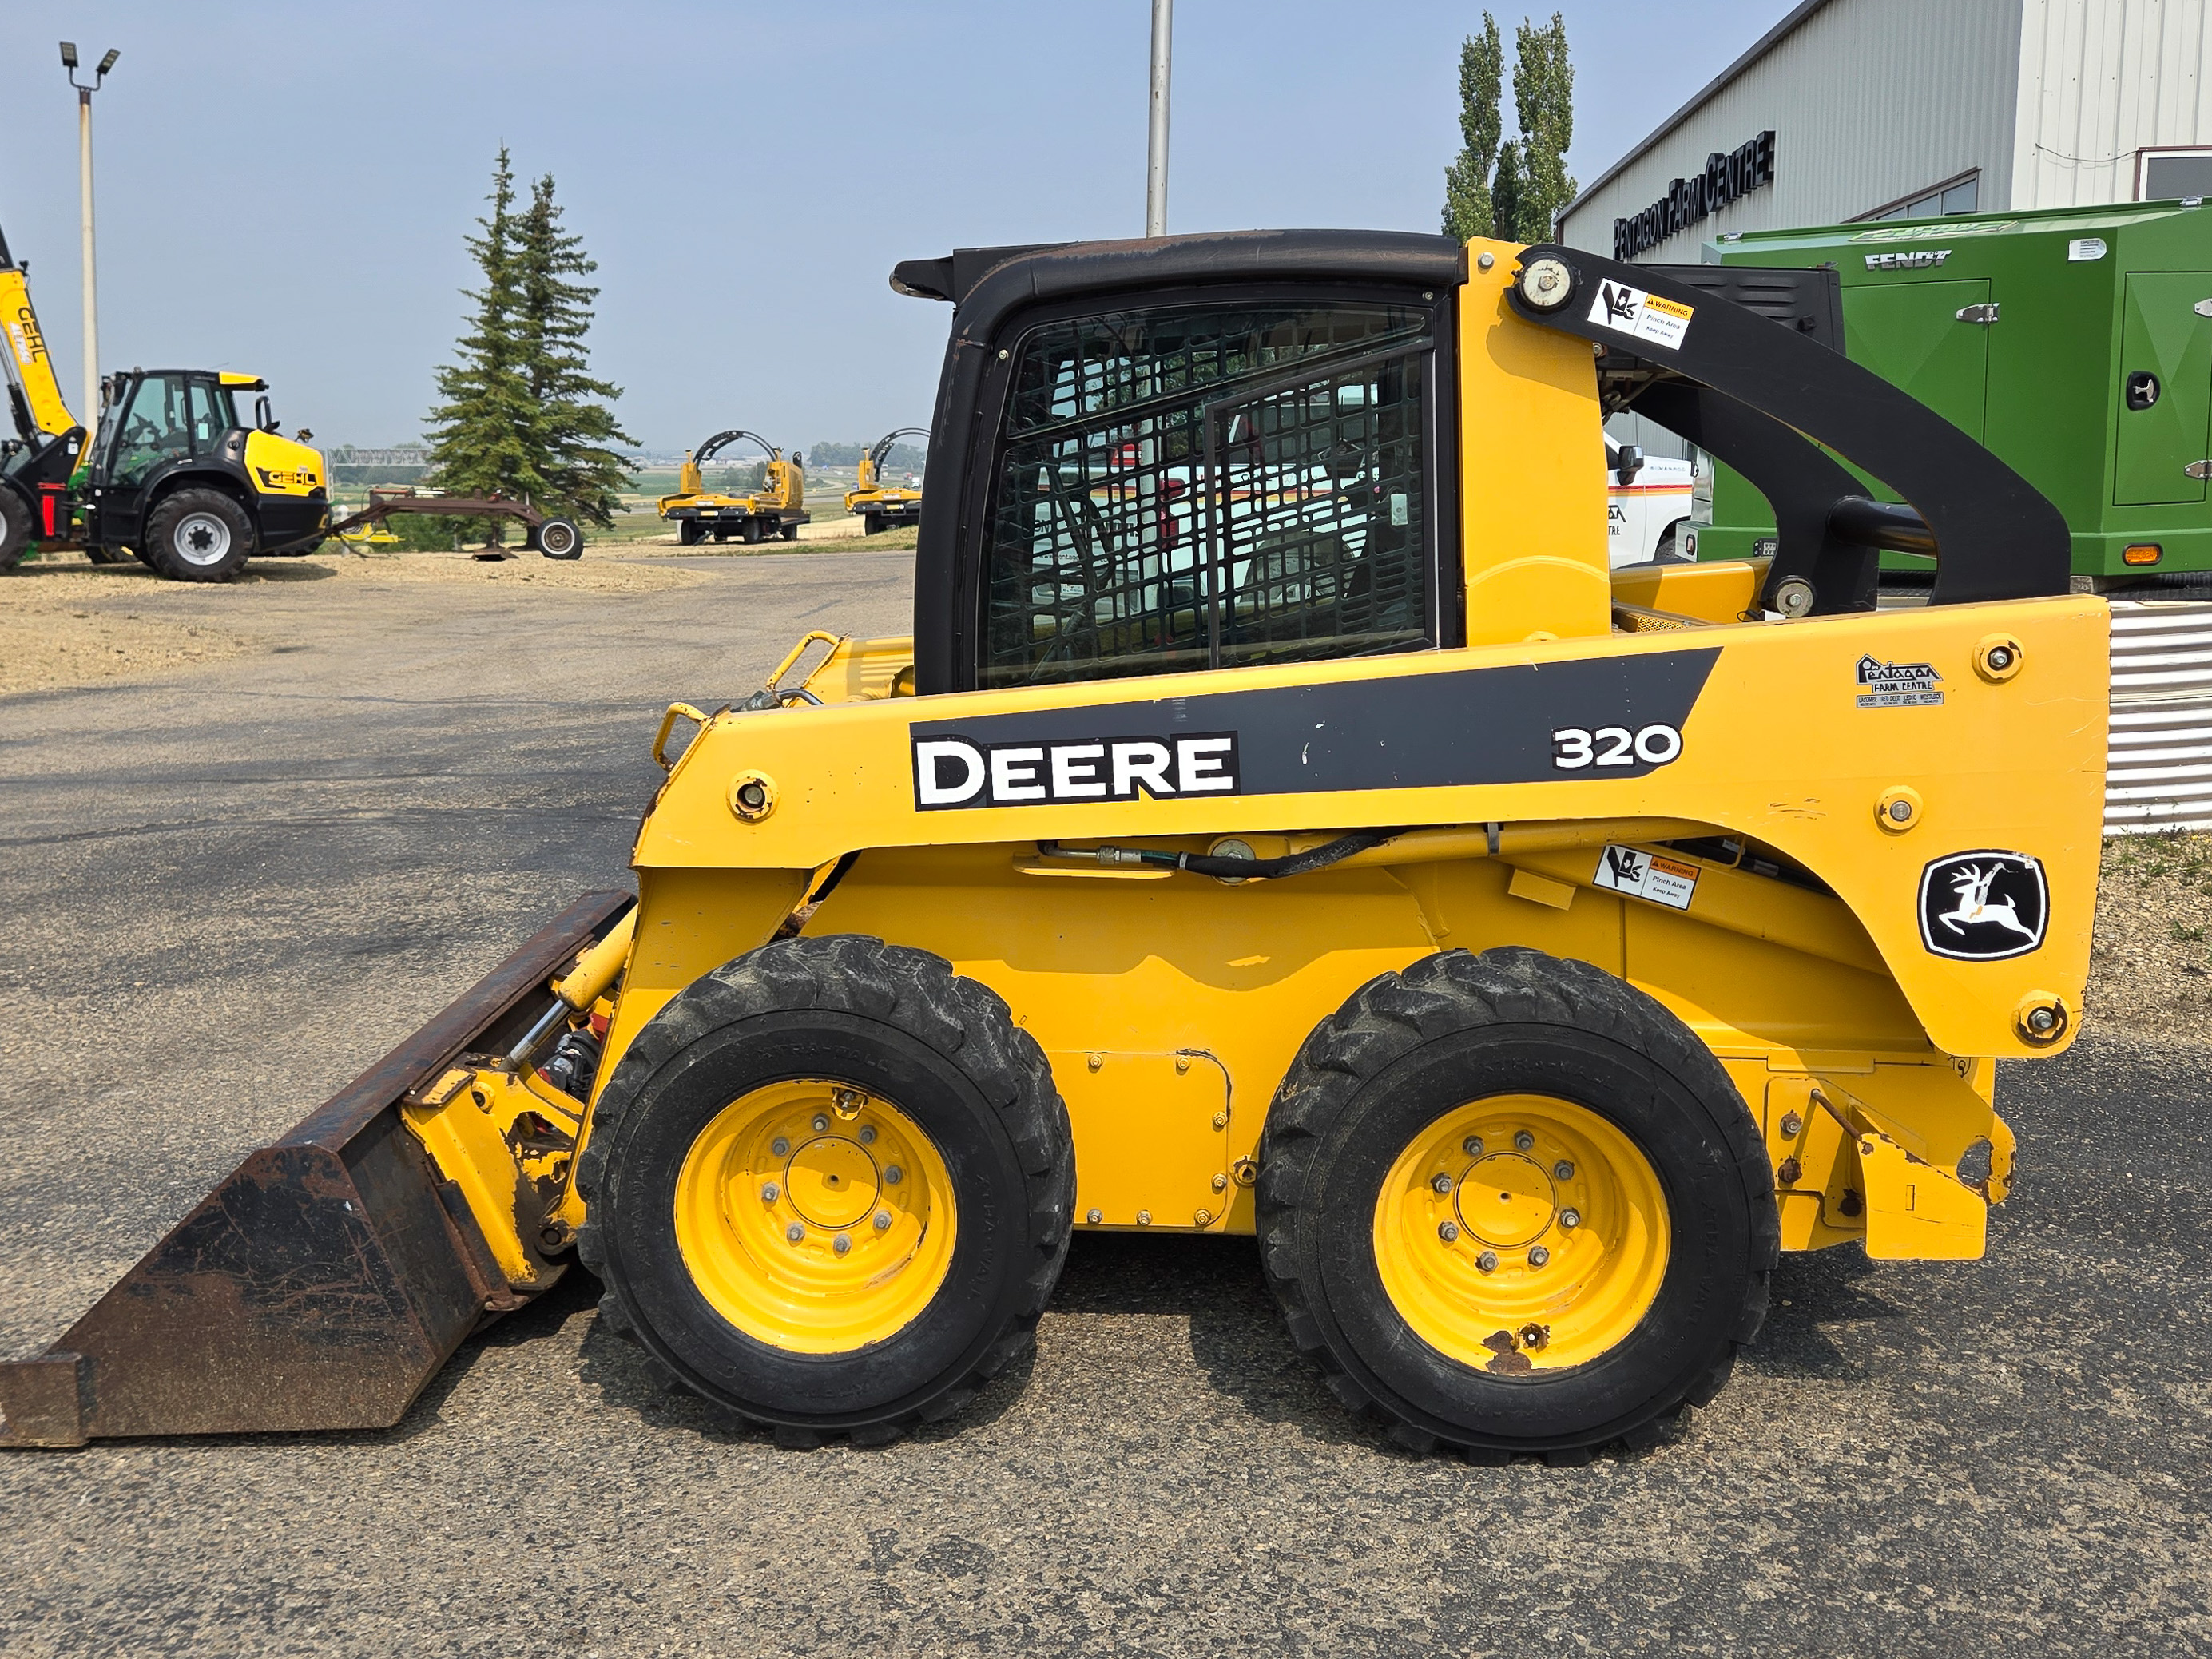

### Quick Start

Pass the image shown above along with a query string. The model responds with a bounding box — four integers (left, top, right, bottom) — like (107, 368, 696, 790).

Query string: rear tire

(864, 511, 884, 537)
(1654, 518, 1693, 562)
(742, 519, 766, 545)
(1257, 946, 1777, 1461)
(144, 488, 253, 582)
(0, 488, 30, 574)
(780, 521, 800, 542)
(535, 517, 584, 559)
(677, 518, 703, 547)
(576, 935, 1075, 1443)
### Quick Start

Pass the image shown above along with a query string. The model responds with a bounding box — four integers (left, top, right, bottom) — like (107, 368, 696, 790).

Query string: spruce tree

(513, 173, 634, 528)
(1510, 14, 1577, 241)
(1440, 18, 1503, 244)
(423, 149, 542, 543)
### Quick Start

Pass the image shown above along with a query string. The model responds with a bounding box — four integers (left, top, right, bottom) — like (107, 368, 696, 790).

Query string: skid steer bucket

(0, 891, 632, 1448)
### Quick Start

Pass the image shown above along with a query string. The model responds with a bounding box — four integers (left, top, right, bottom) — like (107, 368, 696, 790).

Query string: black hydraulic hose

(1036, 830, 1403, 880)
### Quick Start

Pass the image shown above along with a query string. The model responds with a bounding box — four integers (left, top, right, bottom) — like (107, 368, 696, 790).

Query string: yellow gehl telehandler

(659, 430, 809, 544)
(844, 427, 927, 534)
(0, 232, 2106, 1463)
(0, 220, 329, 581)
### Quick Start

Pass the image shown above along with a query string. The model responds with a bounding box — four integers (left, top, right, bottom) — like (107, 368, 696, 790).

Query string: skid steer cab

(79, 367, 329, 581)
(2, 232, 2106, 1465)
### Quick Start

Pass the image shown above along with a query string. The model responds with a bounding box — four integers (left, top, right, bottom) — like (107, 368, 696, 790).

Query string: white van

(1606, 435, 1698, 566)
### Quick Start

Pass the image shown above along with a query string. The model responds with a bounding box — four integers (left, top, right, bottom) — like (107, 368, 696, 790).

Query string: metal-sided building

(1558, 0, 2212, 264)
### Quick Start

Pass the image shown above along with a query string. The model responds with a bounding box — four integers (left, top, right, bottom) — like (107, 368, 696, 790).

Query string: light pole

(59, 42, 120, 435)
(1146, 0, 1171, 236)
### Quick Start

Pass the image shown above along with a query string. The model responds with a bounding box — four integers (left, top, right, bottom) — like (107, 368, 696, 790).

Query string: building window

(1857, 170, 1980, 223)
(2139, 148, 2212, 202)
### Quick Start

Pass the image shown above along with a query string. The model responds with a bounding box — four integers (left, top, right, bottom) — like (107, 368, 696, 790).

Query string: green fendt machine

(1690, 199, 2212, 594)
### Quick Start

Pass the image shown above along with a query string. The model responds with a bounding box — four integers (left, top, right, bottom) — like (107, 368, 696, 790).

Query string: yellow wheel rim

(1373, 1093, 1670, 1373)
(673, 1078, 956, 1354)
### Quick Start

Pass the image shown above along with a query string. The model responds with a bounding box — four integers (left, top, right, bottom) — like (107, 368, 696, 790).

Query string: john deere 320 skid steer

(0, 233, 2104, 1463)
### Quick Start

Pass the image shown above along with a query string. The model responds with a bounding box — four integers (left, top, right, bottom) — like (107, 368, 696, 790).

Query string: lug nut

(1463, 1135, 1484, 1157)
(771, 1137, 790, 1157)
(760, 1181, 780, 1203)
(1086, 1208, 1103, 1224)
(873, 1209, 892, 1231)
(1527, 1245, 1551, 1268)
(1514, 1131, 1535, 1152)
(1554, 1161, 1575, 1181)
(785, 1223, 805, 1243)
(859, 1125, 877, 1145)
(812, 1113, 830, 1133)
(884, 1165, 903, 1185)
(1476, 1250, 1499, 1273)
(1438, 1220, 1461, 1243)
(1431, 1173, 1453, 1195)
(1559, 1208, 1581, 1229)
(832, 1233, 852, 1256)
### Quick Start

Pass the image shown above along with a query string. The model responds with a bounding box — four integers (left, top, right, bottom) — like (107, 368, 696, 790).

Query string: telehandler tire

(144, 488, 253, 582)
(863, 510, 884, 537)
(780, 522, 800, 542)
(1257, 946, 1777, 1463)
(0, 488, 29, 573)
(576, 934, 1074, 1444)
(678, 518, 703, 546)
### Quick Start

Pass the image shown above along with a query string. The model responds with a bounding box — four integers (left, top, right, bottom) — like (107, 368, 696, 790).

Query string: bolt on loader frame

(0, 233, 2104, 1461)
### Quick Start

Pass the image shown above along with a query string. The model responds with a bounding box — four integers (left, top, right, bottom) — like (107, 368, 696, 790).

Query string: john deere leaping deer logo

(1917, 851, 2048, 962)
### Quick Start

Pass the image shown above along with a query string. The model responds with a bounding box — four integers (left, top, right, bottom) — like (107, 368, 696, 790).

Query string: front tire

(1257, 947, 1777, 1462)
(780, 521, 800, 542)
(144, 488, 253, 581)
(576, 935, 1075, 1443)
(677, 518, 703, 546)
(863, 510, 884, 537)
(0, 488, 30, 573)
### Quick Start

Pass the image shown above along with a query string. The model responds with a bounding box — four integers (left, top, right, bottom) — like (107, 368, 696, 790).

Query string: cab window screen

(982, 301, 1432, 688)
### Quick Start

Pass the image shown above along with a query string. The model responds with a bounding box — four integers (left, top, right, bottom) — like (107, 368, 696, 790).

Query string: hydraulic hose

(1035, 830, 1402, 880)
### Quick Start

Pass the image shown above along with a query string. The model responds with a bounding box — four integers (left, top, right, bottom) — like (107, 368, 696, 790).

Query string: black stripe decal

(908, 649, 1722, 809)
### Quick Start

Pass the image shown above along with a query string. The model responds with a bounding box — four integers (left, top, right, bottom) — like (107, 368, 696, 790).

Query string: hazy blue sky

(2, 2, 1792, 453)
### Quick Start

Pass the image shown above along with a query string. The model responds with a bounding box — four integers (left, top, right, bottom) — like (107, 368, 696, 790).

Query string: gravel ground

(0, 551, 2206, 1657)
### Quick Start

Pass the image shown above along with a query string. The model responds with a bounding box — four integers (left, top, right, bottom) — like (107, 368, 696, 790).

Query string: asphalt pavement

(0, 549, 2206, 1657)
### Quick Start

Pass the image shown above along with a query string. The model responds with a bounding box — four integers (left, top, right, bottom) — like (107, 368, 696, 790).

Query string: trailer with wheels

(844, 427, 927, 533)
(659, 430, 809, 544)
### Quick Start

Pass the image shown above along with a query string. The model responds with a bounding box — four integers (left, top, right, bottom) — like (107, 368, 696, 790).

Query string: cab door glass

(111, 374, 194, 487)
(981, 300, 1436, 688)
(186, 380, 236, 456)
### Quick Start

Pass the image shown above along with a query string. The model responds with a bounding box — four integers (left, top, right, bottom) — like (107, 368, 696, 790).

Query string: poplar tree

(1440, 18, 1503, 244)
(513, 173, 633, 528)
(423, 149, 542, 539)
(1438, 11, 1578, 244)
(1509, 14, 1577, 241)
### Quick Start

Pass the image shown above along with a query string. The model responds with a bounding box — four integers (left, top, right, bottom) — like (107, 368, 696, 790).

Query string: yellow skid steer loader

(0, 233, 2105, 1463)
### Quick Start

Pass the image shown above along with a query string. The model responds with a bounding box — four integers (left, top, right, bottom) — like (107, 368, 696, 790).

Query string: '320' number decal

(1551, 723, 1684, 769)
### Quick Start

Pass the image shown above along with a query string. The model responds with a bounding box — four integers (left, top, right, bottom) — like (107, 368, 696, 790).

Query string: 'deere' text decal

(915, 733, 1238, 810)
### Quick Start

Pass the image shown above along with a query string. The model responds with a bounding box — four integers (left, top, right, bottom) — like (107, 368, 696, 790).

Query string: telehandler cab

(659, 430, 809, 544)
(0, 222, 328, 581)
(0, 232, 2104, 1463)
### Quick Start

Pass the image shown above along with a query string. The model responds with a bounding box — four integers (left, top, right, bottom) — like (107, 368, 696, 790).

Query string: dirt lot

(0, 549, 2206, 1657)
